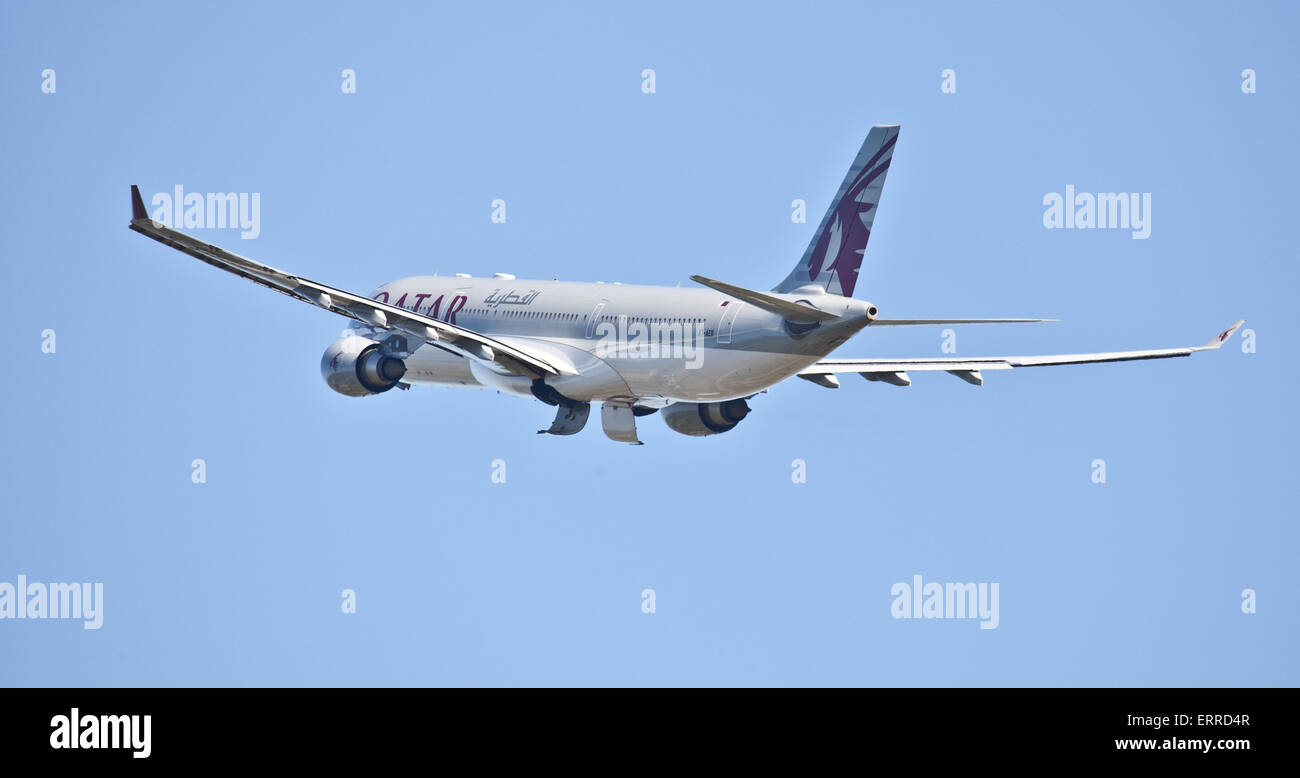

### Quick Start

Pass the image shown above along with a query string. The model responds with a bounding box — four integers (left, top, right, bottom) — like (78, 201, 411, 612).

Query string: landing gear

(532, 378, 592, 435)
(530, 377, 650, 443)
(538, 402, 591, 435)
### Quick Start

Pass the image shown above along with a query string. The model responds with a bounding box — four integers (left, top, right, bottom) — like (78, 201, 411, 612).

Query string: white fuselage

(352, 275, 875, 406)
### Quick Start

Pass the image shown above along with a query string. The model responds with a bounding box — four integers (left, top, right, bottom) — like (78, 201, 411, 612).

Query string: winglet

(130, 185, 148, 222)
(1199, 319, 1245, 350)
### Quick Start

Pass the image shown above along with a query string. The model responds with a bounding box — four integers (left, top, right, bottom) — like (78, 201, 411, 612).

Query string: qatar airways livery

(128, 125, 1242, 443)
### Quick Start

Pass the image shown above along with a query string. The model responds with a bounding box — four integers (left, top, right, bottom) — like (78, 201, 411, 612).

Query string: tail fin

(775, 125, 899, 297)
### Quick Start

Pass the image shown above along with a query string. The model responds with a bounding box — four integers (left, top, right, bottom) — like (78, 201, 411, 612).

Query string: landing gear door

(539, 402, 591, 436)
(600, 403, 643, 444)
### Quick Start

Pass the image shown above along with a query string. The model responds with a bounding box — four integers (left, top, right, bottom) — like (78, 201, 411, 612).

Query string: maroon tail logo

(807, 134, 895, 298)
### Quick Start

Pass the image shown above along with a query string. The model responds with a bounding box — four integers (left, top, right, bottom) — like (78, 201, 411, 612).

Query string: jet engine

(321, 336, 407, 397)
(661, 399, 751, 436)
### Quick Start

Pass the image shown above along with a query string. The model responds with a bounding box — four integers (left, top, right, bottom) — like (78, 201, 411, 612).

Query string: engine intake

(661, 399, 751, 436)
(321, 336, 407, 397)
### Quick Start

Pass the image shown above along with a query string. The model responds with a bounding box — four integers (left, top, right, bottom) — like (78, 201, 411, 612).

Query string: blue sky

(1, 1, 1295, 686)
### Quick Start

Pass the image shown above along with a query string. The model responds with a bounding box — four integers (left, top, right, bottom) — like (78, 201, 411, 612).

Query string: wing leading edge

(127, 185, 574, 378)
(797, 320, 1245, 387)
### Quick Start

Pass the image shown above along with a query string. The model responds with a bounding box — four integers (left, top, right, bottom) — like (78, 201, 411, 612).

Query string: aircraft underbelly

(611, 348, 815, 402)
(399, 341, 815, 403)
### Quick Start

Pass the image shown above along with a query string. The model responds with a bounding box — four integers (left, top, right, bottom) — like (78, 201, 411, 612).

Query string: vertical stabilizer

(775, 125, 899, 297)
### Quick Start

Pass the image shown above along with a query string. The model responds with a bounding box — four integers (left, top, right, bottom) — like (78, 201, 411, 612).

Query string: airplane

(128, 125, 1243, 444)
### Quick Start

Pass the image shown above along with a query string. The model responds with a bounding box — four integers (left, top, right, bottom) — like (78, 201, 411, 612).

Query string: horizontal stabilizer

(690, 275, 839, 322)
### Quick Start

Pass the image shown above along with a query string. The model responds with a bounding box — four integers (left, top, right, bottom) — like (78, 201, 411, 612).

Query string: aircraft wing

(870, 318, 1056, 326)
(127, 186, 574, 378)
(797, 320, 1245, 387)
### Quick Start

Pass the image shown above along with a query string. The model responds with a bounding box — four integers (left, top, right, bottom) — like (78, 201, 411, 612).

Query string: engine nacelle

(321, 336, 407, 397)
(661, 399, 751, 436)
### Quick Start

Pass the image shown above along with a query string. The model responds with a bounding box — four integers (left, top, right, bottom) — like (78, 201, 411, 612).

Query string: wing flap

(802, 360, 1013, 374)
